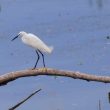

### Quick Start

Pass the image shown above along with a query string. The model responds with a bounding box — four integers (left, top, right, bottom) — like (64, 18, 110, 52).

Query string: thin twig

(108, 92, 110, 104)
(9, 88, 42, 110)
(98, 100, 102, 110)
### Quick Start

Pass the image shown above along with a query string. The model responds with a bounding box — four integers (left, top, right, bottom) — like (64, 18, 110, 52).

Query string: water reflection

(88, 0, 103, 9)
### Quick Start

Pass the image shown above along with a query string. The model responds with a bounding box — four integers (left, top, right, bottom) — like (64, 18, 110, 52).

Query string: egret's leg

(33, 50, 40, 69)
(38, 50, 45, 67)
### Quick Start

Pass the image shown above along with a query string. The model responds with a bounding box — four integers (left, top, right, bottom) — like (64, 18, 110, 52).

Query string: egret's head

(19, 31, 27, 36)
(11, 31, 27, 41)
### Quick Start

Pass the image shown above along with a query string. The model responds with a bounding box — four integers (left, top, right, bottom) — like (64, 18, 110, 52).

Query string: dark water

(0, 0, 110, 110)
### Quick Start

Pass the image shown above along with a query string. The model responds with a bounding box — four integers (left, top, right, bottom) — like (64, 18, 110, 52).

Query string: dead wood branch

(0, 68, 110, 86)
(9, 88, 41, 110)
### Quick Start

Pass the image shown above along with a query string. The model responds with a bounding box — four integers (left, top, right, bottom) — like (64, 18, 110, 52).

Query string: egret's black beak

(11, 34, 19, 41)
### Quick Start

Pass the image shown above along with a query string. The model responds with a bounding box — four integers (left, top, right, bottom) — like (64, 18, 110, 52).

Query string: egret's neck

(21, 34, 29, 45)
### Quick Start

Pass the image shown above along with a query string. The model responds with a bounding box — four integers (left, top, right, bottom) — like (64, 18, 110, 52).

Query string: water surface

(0, 0, 110, 110)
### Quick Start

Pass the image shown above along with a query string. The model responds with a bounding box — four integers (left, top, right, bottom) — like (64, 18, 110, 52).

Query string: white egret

(11, 31, 53, 69)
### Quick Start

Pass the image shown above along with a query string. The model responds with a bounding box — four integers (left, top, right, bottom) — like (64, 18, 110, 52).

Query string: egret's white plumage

(12, 31, 53, 69)
(19, 31, 53, 53)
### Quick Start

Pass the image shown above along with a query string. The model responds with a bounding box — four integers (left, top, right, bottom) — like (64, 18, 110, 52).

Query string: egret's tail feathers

(48, 46, 53, 53)
(41, 45, 53, 54)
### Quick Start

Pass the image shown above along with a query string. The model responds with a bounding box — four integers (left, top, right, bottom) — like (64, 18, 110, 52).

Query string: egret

(11, 31, 53, 69)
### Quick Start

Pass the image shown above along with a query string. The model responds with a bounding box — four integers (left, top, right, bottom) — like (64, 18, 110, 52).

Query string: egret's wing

(27, 33, 53, 53)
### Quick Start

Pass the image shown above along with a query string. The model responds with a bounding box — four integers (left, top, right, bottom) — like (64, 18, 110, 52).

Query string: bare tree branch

(9, 88, 42, 110)
(108, 92, 110, 104)
(0, 68, 110, 86)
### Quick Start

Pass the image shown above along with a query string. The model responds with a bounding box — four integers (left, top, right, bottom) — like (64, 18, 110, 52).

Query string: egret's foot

(31, 67, 38, 70)
(39, 67, 47, 72)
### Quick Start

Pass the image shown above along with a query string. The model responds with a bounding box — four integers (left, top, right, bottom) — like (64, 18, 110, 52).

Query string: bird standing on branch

(11, 31, 53, 69)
